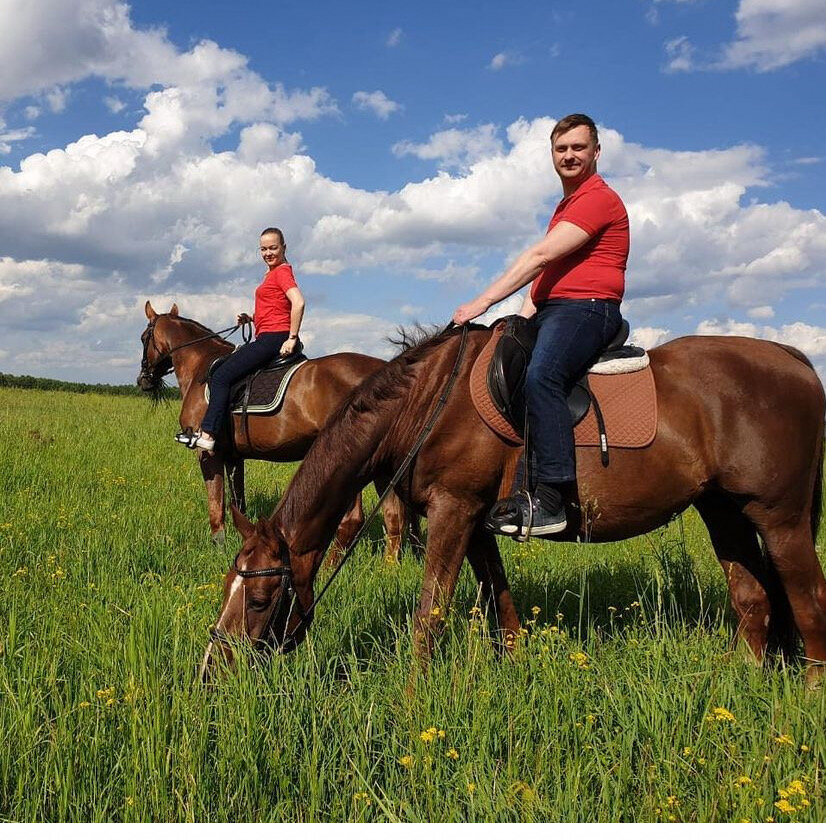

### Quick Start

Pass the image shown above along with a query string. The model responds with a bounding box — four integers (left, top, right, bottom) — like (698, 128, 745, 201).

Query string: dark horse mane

(277, 322, 489, 524)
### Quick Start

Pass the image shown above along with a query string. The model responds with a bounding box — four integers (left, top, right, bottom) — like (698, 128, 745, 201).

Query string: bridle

(211, 323, 470, 653)
(209, 539, 310, 651)
(139, 317, 250, 382)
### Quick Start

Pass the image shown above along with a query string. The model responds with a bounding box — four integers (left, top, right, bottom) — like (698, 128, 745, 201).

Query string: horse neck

(274, 333, 467, 569)
(163, 320, 232, 398)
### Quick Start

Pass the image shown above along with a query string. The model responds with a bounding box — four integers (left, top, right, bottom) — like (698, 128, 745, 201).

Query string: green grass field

(1, 386, 824, 822)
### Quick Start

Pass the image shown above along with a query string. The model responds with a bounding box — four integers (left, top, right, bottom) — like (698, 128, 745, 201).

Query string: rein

(141, 319, 252, 378)
(229, 323, 470, 651)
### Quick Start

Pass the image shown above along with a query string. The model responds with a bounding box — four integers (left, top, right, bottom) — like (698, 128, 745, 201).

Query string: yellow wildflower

(399, 755, 414, 769)
(420, 727, 437, 743)
(78, 701, 90, 709)
(800, 744, 810, 752)
(682, 746, 692, 757)
(12, 567, 27, 577)
(446, 748, 459, 760)
(774, 734, 794, 747)
(125, 797, 134, 807)
(531, 606, 541, 616)
(568, 651, 589, 669)
(667, 796, 679, 807)
(353, 792, 370, 804)
(736, 776, 752, 786)
(467, 783, 476, 795)
(775, 799, 796, 815)
(709, 706, 736, 723)
(430, 606, 441, 617)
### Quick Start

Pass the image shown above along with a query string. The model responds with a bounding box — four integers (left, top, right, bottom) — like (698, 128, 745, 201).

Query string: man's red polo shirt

(531, 173, 629, 303)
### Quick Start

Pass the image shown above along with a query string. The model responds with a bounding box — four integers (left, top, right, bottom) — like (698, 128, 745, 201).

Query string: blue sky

(0, 0, 824, 383)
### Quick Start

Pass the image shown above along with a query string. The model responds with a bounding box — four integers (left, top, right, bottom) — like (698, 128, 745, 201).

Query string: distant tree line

(0, 371, 180, 398)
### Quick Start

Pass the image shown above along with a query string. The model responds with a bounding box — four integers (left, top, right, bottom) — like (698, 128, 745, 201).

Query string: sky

(0, 0, 825, 384)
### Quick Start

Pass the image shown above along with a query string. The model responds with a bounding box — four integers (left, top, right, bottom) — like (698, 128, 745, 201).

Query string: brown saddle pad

(470, 327, 657, 448)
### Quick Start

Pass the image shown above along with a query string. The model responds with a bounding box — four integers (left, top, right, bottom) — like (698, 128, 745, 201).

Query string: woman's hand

(236, 312, 253, 325)
(280, 336, 299, 356)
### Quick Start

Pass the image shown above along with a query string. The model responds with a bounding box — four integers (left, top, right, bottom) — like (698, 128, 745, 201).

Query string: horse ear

(258, 516, 281, 543)
(230, 504, 255, 539)
(145, 300, 156, 320)
(170, 303, 179, 317)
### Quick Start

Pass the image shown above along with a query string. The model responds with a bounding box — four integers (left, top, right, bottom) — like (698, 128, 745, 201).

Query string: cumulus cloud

(664, 0, 826, 73)
(392, 124, 505, 170)
(0, 1, 824, 384)
(488, 51, 524, 71)
(352, 90, 402, 120)
(386, 27, 403, 47)
(696, 318, 826, 360)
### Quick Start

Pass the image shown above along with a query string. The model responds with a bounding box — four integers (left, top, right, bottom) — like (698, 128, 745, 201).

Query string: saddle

(204, 343, 308, 415)
(470, 316, 655, 465)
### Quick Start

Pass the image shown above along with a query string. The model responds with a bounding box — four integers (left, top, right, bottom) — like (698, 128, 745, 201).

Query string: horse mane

(164, 312, 236, 350)
(277, 322, 488, 526)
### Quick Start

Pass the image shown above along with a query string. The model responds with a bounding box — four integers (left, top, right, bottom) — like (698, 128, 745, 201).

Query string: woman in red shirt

(177, 227, 305, 451)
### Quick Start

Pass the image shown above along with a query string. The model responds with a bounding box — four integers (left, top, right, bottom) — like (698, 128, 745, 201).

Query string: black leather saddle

(487, 316, 640, 438)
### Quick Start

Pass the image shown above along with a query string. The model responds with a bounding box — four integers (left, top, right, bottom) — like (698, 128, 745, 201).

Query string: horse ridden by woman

(201, 324, 826, 683)
(137, 300, 409, 561)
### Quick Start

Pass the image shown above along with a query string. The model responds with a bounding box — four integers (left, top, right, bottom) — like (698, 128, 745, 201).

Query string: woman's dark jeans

(200, 331, 289, 436)
(525, 298, 622, 484)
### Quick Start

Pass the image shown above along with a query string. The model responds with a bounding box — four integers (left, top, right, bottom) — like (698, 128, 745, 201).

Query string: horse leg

(225, 453, 246, 515)
(325, 492, 364, 568)
(379, 490, 404, 564)
(752, 515, 826, 685)
(695, 494, 795, 662)
(199, 450, 226, 545)
(465, 526, 521, 653)
(412, 495, 479, 666)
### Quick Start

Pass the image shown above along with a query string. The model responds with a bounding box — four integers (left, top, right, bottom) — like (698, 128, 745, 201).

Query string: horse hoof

(211, 531, 226, 547)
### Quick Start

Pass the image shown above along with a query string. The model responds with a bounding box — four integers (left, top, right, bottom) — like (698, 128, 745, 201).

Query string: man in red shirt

(452, 114, 628, 536)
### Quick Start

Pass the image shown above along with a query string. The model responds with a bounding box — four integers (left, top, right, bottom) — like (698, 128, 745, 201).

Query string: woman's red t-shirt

(253, 263, 297, 335)
(531, 174, 629, 304)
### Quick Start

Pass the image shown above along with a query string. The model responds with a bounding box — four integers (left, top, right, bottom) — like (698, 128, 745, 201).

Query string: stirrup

(175, 431, 198, 449)
(485, 490, 534, 542)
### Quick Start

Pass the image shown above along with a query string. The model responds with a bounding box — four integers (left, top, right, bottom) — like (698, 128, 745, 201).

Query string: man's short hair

(551, 114, 599, 147)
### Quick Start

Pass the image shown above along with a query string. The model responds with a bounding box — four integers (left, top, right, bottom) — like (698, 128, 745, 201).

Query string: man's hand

(452, 297, 490, 326)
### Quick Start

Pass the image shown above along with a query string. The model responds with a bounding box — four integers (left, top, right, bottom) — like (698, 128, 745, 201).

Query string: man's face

(551, 124, 600, 187)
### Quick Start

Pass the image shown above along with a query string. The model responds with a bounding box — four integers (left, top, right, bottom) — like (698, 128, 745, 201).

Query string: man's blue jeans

(525, 298, 622, 484)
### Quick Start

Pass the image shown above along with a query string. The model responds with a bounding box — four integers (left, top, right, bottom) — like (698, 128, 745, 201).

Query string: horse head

(137, 300, 179, 394)
(200, 505, 314, 680)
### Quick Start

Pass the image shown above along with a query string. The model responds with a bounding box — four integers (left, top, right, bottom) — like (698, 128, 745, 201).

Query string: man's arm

(452, 221, 592, 325)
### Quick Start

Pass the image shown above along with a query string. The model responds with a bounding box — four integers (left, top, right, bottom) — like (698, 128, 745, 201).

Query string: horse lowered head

(137, 300, 178, 394)
(199, 505, 314, 680)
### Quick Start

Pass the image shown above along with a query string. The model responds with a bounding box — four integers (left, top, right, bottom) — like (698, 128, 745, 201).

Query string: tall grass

(0, 387, 823, 822)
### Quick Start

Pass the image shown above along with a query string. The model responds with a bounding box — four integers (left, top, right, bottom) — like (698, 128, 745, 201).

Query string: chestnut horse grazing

(137, 301, 407, 560)
(202, 327, 826, 683)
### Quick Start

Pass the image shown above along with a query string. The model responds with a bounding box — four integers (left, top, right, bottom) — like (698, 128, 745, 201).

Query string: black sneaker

(485, 492, 567, 538)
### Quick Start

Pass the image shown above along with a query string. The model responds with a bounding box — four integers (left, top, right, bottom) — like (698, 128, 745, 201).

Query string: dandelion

(774, 799, 796, 815)
(125, 797, 134, 807)
(586, 714, 596, 724)
(399, 755, 414, 769)
(467, 783, 476, 795)
(420, 727, 438, 743)
(430, 606, 441, 617)
(568, 651, 589, 669)
(78, 701, 90, 709)
(446, 748, 459, 760)
(353, 792, 370, 805)
(682, 747, 693, 757)
(709, 706, 736, 723)
(667, 796, 679, 807)
(531, 606, 541, 616)
(735, 776, 752, 786)
(800, 744, 810, 753)
(550, 626, 559, 633)
(96, 687, 115, 700)
(756, 799, 765, 807)
(774, 734, 794, 747)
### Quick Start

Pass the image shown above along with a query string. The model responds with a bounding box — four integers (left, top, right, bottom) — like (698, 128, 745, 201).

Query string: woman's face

(260, 232, 285, 269)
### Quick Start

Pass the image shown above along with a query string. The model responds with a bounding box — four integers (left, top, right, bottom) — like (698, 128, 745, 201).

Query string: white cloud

(696, 318, 826, 359)
(386, 27, 403, 47)
(488, 51, 524, 71)
(664, 0, 826, 73)
(104, 95, 125, 113)
(393, 124, 504, 170)
(747, 305, 774, 319)
(631, 326, 672, 349)
(443, 113, 468, 125)
(352, 90, 402, 120)
(0, 123, 35, 155)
